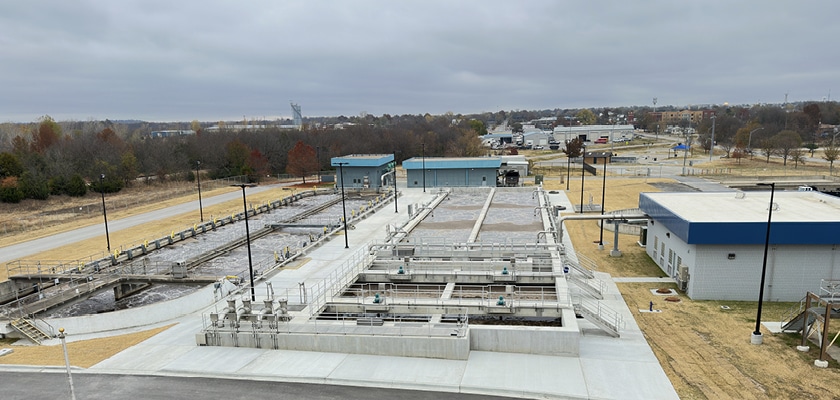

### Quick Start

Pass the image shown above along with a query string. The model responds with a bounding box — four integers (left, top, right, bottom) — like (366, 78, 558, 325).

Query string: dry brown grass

(0, 324, 173, 368)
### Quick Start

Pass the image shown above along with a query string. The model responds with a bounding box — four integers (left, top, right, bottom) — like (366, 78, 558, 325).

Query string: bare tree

(759, 137, 777, 163)
(772, 130, 803, 166)
(789, 148, 806, 168)
(823, 142, 840, 175)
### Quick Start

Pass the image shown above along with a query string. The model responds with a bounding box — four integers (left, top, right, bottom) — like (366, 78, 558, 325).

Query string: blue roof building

(639, 191, 840, 301)
(402, 157, 502, 188)
(330, 154, 395, 189)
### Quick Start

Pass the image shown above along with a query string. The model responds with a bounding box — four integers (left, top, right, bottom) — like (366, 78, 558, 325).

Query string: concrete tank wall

(469, 324, 579, 356)
(39, 280, 236, 335)
(202, 330, 471, 360)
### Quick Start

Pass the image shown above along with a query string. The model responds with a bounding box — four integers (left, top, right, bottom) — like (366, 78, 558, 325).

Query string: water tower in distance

(291, 102, 302, 129)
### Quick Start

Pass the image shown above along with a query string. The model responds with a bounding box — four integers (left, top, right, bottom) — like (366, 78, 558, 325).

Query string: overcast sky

(1, 1, 837, 122)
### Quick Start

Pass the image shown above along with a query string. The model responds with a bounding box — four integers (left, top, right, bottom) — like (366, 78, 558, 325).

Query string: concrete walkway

(3, 187, 679, 399)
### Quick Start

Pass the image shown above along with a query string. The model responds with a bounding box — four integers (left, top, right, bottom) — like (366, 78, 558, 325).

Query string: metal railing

(305, 244, 377, 316)
(200, 309, 469, 340)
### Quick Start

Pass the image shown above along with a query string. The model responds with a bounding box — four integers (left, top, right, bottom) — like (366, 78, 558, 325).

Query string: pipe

(221, 299, 237, 320)
(237, 298, 252, 321)
(257, 300, 274, 320)
(556, 213, 650, 241)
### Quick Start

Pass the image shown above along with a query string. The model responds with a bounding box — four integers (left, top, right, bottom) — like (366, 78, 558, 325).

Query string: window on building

(653, 236, 658, 253)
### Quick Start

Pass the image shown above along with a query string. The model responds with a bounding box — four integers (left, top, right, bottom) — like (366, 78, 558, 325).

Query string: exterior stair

(11, 318, 51, 344)
(572, 297, 622, 338)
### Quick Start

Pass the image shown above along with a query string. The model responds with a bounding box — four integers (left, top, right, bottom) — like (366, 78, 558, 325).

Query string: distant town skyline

(1, 1, 837, 123)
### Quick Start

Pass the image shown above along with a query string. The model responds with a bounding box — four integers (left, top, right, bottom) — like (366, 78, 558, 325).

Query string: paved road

(0, 184, 287, 265)
(0, 371, 515, 400)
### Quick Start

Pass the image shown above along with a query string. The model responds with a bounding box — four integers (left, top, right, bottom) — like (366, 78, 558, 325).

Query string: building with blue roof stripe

(639, 191, 840, 301)
(402, 157, 502, 188)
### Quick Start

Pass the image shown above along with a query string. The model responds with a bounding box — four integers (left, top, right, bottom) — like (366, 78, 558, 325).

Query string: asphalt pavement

(0, 370, 515, 400)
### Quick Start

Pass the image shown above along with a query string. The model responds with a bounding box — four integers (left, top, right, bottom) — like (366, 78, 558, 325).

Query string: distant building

(402, 157, 501, 188)
(552, 125, 635, 143)
(330, 154, 395, 189)
(639, 191, 840, 301)
(649, 109, 714, 125)
(148, 130, 196, 138)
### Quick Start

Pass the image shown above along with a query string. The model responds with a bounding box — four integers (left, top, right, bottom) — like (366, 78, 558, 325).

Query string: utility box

(172, 261, 187, 279)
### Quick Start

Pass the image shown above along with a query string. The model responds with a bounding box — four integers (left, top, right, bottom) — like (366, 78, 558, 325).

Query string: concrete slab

(92, 344, 195, 371)
(460, 351, 588, 399)
(237, 350, 348, 379)
(161, 346, 266, 374)
(580, 358, 679, 400)
(326, 353, 466, 392)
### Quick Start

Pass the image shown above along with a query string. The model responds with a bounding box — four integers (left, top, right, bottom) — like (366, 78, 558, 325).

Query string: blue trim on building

(639, 193, 840, 245)
(331, 154, 394, 167)
(403, 157, 502, 170)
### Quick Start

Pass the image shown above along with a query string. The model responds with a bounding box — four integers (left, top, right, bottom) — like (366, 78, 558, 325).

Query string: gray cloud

(1, 0, 837, 122)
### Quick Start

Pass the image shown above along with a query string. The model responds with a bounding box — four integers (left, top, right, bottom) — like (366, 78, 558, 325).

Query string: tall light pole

(752, 182, 775, 345)
(58, 328, 77, 400)
(196, 161, 204, 222)
(598, 153, 609, 249)
(99, 174, 111, 253)
(653, 98, 658, 140)
(709, 115, 716, 161)
(565, 117, 574, 191)
(392, 151, 398, 213)
(336, 162, 349, 248)
(316, 146, 322, 183)
(565, 142, 572, 191)
(747, 127, 764, 158)
(682, 132, 691, 176)
(232, 183, 257, 301)
(421, 142, 426, 192)
(579, 146, 586, 214)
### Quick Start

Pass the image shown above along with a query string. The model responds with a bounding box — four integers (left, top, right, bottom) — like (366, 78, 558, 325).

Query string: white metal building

(639, 191, 840, 301)
(552, 125, 635, 143)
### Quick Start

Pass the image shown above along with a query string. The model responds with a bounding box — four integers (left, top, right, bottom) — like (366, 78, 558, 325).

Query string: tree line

(2, 101, 839, 203)
(0, 114, 485, 203)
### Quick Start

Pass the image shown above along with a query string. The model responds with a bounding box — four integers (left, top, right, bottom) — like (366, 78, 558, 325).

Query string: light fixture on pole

(316, 146, 322, 182)
(232, 183, 257, 301)
(565, 142, 572, 191)
(566, 117, 573, 190)
(421, 142, 426, 193)
(336, 162, 350, 248)
(58, 328, 77, 400)
(99, 174, 111, 253)
(752, 182, 775, 345)
(747, 127, 764, 158)
(196, 161, 204, 222)
(579, 146, 586, 214)
(709, 115, 716, 161)
(598, 153, 609, 249)
(392, 151, 398, 213)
